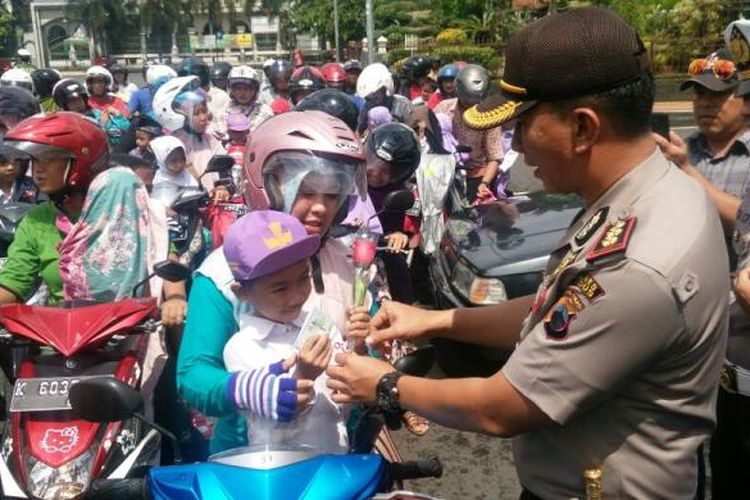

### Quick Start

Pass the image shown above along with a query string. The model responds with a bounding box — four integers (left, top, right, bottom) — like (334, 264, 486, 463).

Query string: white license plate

(9, 376, 108, 413)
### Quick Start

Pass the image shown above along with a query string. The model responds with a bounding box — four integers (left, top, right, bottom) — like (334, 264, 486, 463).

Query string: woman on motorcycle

(213, 65, 273, 138)
(177, 110, 373, 454)
(0, 112, 185, 325)
(154, 76, 227, 194)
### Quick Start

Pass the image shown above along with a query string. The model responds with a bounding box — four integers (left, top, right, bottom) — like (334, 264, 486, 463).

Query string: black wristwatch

(376, 371, 405, 414)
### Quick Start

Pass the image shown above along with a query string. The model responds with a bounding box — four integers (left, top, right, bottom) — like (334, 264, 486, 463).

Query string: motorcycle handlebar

(388, 457, 443, 482)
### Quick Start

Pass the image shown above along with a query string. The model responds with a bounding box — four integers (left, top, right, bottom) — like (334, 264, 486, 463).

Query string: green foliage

(432, 45, 500, 71)
(436, 28, 468, 45)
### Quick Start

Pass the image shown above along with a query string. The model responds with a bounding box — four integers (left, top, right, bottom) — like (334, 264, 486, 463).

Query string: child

(222, 210, 358, 453)
(224, 112, 250, 192)
(129, 115, 163, 159)
(150, 135, 198, 188)
(0, 153, 39, 205)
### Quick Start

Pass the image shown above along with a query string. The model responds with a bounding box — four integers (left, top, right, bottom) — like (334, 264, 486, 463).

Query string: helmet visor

(263, 151, 366, 213)
(2, 140, 76, 162)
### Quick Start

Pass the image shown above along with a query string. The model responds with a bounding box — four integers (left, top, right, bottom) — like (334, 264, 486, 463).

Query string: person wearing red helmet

(177, 110, 376, 454)
(289, 66, 326, 105)
(322, 62, 364, 111)
(0, 112, 111, 304)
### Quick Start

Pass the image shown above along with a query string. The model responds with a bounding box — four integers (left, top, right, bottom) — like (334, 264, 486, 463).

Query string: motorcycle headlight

(451, 262, 507, 305)
(26, 449, 93, 500)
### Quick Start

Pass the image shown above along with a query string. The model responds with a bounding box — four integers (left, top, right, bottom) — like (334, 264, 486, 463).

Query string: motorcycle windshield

(0, 298, 157, 356)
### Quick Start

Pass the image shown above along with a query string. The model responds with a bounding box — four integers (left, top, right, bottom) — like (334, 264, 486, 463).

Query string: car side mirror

(393, 345, 435, 377)
(70, 377, 143, 423)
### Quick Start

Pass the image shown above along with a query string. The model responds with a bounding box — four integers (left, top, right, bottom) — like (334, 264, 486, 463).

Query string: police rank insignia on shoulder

(586, 216, 637, 262)
(544, 289, 586, 339)
(574, 206, 609, 246)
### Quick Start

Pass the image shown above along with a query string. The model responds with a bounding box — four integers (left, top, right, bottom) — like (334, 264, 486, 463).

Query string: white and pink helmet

(243, 110, 366, 213)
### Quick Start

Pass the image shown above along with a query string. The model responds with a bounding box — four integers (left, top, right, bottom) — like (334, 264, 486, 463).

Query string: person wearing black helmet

(177, 57, 230, 128)
(31, 68, 61, 112)
(129, 114, 163, 160)
(399, 56, 432, 100)
(434, 64, 503, 202)
(343, 59, 362, 96)
(0, 86, 41, 138)
(289, 66, 326, 105)
(260, 59, 294, 105)
(110, 62, 138, 103)
(210, 61, 232, 92)
(294, 88, 359, 131)
(366, 122, 421, 304)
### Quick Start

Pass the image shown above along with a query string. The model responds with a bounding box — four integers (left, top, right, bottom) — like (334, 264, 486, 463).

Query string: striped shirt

(688, 129, 750, 197)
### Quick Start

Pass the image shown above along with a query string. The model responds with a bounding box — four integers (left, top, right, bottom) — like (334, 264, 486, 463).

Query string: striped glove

(227, 361, 298, 422)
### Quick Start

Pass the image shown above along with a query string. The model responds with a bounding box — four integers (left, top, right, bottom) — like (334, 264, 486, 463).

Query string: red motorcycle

(0, 261, 188, 500)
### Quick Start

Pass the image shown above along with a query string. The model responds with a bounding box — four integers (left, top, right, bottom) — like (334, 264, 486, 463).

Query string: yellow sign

(233, 33, 254, 50)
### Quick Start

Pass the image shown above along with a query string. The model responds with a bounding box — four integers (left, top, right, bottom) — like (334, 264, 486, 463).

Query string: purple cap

(227, 112, 251, 132)
(223, 210, 320, 282)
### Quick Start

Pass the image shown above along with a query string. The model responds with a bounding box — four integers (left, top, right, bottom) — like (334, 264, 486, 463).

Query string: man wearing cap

(681, 49, 750, 198)
(326, 6, 729, 499)
(656, 19, 750, 500)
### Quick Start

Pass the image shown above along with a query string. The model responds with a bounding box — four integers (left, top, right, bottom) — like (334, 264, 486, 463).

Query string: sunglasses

(687, 58, 737, 80)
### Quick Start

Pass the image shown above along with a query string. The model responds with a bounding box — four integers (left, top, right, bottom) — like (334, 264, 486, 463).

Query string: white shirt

(223, 303, 350, 454)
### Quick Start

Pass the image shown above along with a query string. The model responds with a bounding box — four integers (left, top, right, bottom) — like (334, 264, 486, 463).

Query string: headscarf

(59, 167, 168, 302)
(406, 106, 448, 155)
(367, 106, 392, 130)
(436, 112, 469, 163)
(149, 135, 197, 187)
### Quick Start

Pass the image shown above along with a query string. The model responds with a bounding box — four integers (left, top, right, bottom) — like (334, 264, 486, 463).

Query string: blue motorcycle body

(146, 450, 386, 500)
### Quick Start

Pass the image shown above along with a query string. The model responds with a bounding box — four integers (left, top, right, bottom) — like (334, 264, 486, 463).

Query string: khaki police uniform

(502, 150, 729, 498)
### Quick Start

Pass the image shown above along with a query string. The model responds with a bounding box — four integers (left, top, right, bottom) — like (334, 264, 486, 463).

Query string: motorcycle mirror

(70, 377, 143, 423)
(393, 345, 436, 377)
(153, 260, 190, 283)
(382, 189, 415, 213)
(202, 155, 235, 177)
(171, 190, 208, 213)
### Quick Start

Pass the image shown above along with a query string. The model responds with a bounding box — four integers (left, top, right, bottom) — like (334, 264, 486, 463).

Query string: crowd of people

(5, 5, 750, 499)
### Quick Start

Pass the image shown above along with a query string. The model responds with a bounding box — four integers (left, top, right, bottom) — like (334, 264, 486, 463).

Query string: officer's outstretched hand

(326, 352, 393, 404)
(367, 301, 437, 347)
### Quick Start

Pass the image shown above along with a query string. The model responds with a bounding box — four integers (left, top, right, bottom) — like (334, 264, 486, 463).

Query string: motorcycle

(0, 201, 35, 260)
(68, 348, 442, 500)
(0, 261, 190, 500)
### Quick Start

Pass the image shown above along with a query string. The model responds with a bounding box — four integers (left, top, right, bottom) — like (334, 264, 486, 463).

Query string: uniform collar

(559, 147, 669, 252)
(237, 310, 306, 341)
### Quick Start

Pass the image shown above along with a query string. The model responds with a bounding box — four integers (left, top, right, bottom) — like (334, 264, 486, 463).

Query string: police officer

(326, 7, 729, 499)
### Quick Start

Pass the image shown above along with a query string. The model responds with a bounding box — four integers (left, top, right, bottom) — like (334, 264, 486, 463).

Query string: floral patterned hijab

(59, 167, 168, 302)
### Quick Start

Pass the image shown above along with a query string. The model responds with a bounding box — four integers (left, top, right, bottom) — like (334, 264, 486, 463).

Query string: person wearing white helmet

(14, 49, 36, 71)
(85, 65, 129, 117)
(356, 62, 412, 131)
(152, 75, 227, 194)
(213, 65, 273, 139)
(0, 68, 35, 94)
(128, 64, 177, 116)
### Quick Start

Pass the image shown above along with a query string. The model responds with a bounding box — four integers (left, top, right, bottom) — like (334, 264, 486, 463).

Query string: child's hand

(346, 306, 371, 351)
(294, 379, 315, 413)
(385, 232, 409, 252)
(296, 334, 332, 380)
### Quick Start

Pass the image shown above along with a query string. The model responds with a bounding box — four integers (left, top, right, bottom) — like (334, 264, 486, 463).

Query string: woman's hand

(161, 297, 187, 326)
(476, 182, 495, 201)
(385, 232, 409, 252)
(296, 334, 333, 381)
(346, 306, 371, 351)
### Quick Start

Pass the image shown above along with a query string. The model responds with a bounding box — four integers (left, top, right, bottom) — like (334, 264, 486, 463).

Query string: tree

(65, 0, 128, 57)
(0, 4, 12, 57)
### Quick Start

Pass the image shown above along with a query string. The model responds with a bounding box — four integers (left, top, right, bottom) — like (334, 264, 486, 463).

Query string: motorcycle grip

(84, 478, 147, 500)
(389, 457, 443, 481)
